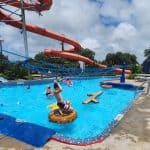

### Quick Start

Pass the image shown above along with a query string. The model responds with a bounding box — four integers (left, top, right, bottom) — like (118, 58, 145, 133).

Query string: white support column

(0, 36, 4, 64)
(20, 0, 30, 78)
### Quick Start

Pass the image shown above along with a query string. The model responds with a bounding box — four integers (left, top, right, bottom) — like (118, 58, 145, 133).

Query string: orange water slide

(44, 50, 131, 73)
(0, 0, 52, 11)
(0, 0, 106, 68)
(44, 49, 105, 68)
(115, 68, 131, 74)
(0, 9, 80, 51)
(0, 0, 131, 73)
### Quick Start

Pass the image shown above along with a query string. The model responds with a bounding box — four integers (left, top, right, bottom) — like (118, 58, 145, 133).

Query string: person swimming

(56, 76, 64, 82)
(46, 85, 53, 97)
(26, 85, 30, 89)
(64, 78, 73, 86)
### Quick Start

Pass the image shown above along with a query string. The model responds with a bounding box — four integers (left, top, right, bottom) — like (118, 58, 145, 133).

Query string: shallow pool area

(0, 77, 137, 144)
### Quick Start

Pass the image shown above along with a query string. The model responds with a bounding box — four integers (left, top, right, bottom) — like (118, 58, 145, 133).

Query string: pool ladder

(134, 80, 150, 99)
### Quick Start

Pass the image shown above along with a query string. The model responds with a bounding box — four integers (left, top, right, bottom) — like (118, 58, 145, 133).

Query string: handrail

(134, 80, 149, 98)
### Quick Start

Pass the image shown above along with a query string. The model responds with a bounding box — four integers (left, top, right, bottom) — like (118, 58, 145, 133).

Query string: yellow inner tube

(102, 84, 112, 88)
(49, 110, 77, 123)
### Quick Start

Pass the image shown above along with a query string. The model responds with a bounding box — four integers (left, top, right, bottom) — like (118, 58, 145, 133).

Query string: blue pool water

(0, 78, 136, 140)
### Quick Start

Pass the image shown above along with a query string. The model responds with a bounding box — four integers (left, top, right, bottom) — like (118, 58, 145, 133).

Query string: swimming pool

(0, 77, 137, 145)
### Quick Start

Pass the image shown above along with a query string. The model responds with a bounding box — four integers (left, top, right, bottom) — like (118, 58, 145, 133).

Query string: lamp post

(20, 0, 29, 58)
(61, 34, 64, 51)
(61, 40, 64, 51)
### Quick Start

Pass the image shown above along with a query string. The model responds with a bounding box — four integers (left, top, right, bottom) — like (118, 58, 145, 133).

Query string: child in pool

(53, 80, 73, 115)
(64, 78, 73, 86)
(46, 85, 53, 97)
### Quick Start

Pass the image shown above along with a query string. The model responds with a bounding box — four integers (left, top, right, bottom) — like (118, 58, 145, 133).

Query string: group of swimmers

(46, 78, 73, 96)
(56, 77, 73, 86)
(45, 80, 73, 115)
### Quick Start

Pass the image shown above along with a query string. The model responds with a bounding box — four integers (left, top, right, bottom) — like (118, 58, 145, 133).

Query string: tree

(3, 62, 28, 80)
(78, 48, 95, 60)
(130, 64, 142, 74)
(0, 53, 9, 73)
(0, 53, 28, 80)
(103, 53, 116, 66)
(143, 48, 150, 73)
(34, 52, 53, 62)
(103, 51, 138, 66)
(34, 49, 96, 68)
(102, 51, 142, 73)
(34, 52, 79, 69)
(144, 48, 150, 57)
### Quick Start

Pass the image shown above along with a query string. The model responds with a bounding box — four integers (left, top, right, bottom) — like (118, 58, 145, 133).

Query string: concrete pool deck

(0, 79, 150, 150)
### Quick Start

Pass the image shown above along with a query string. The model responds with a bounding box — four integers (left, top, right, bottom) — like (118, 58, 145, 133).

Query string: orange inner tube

(49, 110, 77, 123)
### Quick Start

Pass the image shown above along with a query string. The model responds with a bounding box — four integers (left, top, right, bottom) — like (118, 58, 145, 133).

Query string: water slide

(0, 0, 131, 74)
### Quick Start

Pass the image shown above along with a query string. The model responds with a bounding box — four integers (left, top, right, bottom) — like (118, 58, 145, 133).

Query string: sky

(0, 0, 150, 63)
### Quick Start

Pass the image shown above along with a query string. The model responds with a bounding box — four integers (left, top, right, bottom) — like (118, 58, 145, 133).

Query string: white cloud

(81, 38, 101, 50)
(108, 22, 138, 53)
(1, 0, 150, 63)
(112, 22, 137, 41)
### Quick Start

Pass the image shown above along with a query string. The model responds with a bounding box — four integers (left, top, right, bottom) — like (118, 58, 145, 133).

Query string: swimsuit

(57, 102, 65, 109)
